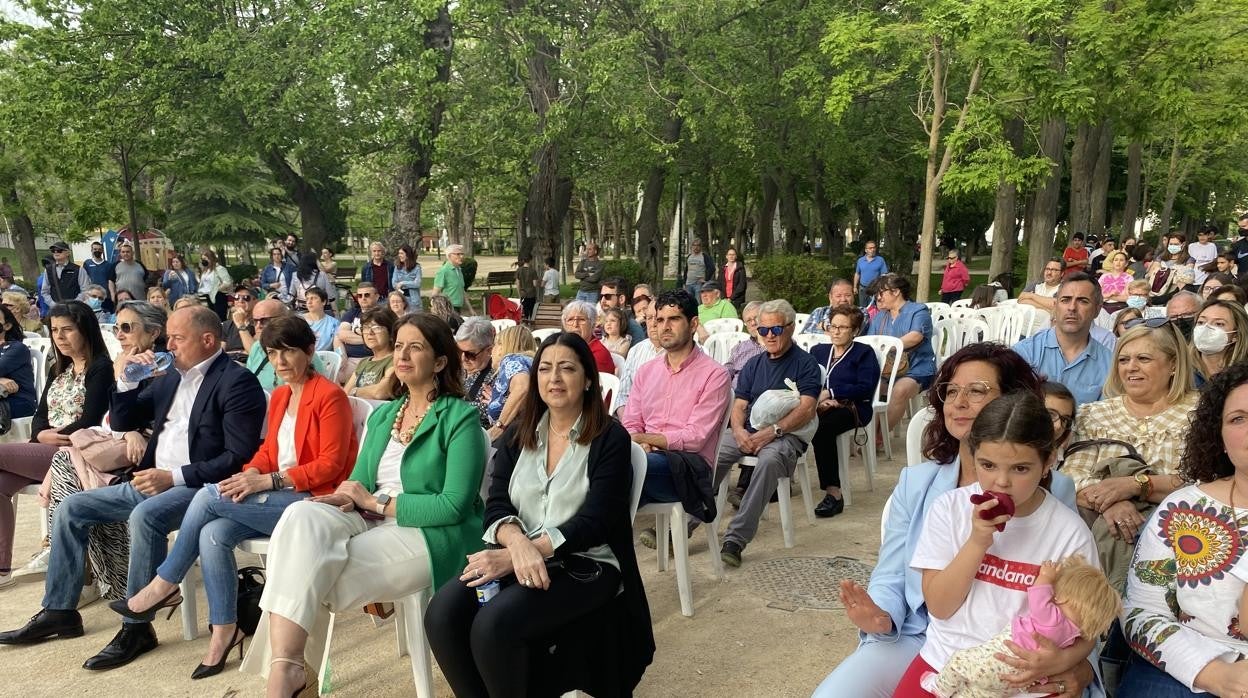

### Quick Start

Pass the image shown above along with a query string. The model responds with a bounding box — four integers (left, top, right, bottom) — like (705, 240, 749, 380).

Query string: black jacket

(488, 421, 655, 697)
(30, 355, 113, 441)
(723, 260, 747, 306)
(45, 260, 82, 303)
(661, 449, 717, 523)
(110, 352, 265, 487)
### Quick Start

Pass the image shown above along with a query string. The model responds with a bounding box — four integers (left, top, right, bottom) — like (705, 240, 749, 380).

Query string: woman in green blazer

(253, 312, 486, 698)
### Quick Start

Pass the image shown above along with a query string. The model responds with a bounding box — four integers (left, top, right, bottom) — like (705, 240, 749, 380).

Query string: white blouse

(276, 411, 297, 472)
(375, 437, 406, 494)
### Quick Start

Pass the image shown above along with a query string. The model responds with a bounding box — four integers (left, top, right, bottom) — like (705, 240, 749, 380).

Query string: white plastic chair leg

(776, 477, 795, 548)
(797, 455, 815, 525)
(179, 572, 198, 641)
(317, 612, 337, 696)
(665, 504, 694, 617)
(395, 588, 435, 698)
(655, 512, 670, 573)
(863, 416, 878, 492)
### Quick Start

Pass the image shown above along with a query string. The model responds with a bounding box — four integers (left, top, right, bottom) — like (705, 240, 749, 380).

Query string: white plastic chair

(710, 420, 817, 552)
(793, 333, 830, 353)
(853, 335, 904, 462)
(702, 331, 749, 364)
(997, 305, 1037, 344)
(3, 347, 44, 444)
(490, 319, 517, 333)
(794, 313, 812, 330)
(25, 336, 51, 359)
(23, 331, 42, 339)
(702, 318, 743, 335)
(932, 319, 958, 366)
(347, 396, 376, 442)
(610, 352, 625, 376)
(102, 332, 123, 360)
(315, 350, 343, 383)
(950, 298, 973, 309)
(955, 317, 992, 349)
(532, 328, 560, 342)
(10, 484, 48, 542)
(599, 373, 621, 415)
(906, 407, 935, 467)
(635, 385, 733, 617)
(924, 302, 951, 325)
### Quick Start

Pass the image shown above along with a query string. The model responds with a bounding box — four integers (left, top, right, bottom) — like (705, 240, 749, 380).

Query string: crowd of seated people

(7, 230, 1248, 697)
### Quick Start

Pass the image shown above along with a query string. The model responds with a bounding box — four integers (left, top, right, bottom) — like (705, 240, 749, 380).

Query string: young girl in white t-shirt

(892, 391, 1103, 698)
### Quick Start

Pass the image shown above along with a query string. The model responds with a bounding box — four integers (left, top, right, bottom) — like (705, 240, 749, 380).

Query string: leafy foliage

(751, 255, 844, 313)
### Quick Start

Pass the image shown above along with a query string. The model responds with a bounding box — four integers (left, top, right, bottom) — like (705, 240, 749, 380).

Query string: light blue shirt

(867, 301, 936, 380)
(855, 255, 889, 288)
(1012, 328, 1113, 406)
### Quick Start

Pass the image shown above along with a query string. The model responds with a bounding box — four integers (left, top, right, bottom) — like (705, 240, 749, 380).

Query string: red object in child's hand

(969, 491, 1016, 532)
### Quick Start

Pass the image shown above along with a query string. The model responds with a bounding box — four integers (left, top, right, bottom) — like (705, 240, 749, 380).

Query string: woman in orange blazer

(109, 317, 358, 680)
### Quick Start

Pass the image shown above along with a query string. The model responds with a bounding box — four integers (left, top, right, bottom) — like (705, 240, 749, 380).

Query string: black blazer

(110, 352, 266, 488)
(723, 261, 747, 306)
(809, 341, 880, 425)
(488, 420, 655, 696)
(30, 354, 113, 440)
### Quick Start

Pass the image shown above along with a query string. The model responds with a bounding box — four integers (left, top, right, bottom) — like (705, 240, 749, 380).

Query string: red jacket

(244, 372, 358, 495)
(940, 260, 971, 293)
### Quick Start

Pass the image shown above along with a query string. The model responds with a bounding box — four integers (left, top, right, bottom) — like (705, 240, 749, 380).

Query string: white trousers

(240, 500, 431, 678)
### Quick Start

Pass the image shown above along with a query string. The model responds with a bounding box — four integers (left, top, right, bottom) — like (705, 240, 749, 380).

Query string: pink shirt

(1099, 272, 1131, 298)
(618, 346, 731, 466)
(1011, 584, 1082, 650)
(940, 260, 971, 293)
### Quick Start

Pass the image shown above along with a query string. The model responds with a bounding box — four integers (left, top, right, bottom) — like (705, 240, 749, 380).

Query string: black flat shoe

(0, 608, 83, 645)
(108, 587, 182, 622)
(83, 622, 158, 671)
(191, 626, 246, 680)
(814, 494, 845, 518)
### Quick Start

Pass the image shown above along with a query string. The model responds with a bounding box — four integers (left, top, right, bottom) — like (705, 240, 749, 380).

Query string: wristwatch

(242, 323, 255, 335)
(772, 424, 783, 438)
(375, 492, 392, 516)
(1134, 473, 1152, 499)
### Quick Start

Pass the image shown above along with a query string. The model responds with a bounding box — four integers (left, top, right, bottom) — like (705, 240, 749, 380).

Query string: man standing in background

(82, 241, 113, 311)
(852, 240, 888, 307)
(574, 242, 604, 303)
(683, 239, 715, 298)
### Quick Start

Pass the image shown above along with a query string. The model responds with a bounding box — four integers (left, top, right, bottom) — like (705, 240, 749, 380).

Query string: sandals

(271, 657, 315, 698)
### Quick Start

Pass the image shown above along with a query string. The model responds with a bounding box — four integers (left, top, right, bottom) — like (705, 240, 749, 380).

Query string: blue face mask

(1126, 296, 1147, 310)
(1167, 244, 1182, 255)
(86, 297, 102, 310)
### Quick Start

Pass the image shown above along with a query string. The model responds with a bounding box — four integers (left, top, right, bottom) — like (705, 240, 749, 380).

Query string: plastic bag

(750, 379, 818, 444)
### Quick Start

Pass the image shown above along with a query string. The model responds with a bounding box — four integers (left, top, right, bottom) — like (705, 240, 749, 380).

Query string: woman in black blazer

(807, 305, 879, 518)
(722, 247, 748, 311)
(425, 332, 654, 698)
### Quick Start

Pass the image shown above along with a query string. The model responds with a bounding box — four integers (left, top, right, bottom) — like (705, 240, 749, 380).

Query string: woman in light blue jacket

(812, 344, 1101, 698)
(391, 244, 423, 311)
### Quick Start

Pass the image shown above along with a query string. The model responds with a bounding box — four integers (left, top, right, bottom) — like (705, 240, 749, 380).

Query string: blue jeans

(157, 485, 309, 625)
(575, 291, 599, 304)
(1117, 653, 1197, 697)
(638, 452, 681, 507)
(811, 632, 925, 698)
(684, 283, 701, 299)
(44, 483, 197, 621)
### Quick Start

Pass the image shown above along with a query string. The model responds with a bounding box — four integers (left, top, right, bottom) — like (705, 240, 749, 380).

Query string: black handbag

(236, 566, 266, 636)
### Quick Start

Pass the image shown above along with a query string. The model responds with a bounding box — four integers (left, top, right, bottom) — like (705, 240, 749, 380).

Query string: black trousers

(521, 296, 536, 321)
(809, 406, 859, 490)
(425, 562, 622, 698)
(940, 291, 963, 304)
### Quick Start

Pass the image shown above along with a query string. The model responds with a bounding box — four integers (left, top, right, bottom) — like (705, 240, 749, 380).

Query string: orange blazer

(245, 372, 358, 496)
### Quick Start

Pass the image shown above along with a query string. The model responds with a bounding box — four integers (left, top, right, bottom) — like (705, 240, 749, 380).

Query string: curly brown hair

(1180, 362, 1248, 483)
(921, 342, 1044, 464)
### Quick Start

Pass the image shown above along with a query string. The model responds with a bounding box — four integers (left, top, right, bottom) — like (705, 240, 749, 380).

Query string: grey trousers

(714, 431, 805, 548)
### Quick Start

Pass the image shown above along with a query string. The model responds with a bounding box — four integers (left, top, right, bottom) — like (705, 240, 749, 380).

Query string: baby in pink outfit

(922, 556, 1119, 698)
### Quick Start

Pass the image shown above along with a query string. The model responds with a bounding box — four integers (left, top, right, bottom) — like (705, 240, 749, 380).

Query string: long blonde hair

(1193, 298, 1248, 380)
(492, 325, 536, 365)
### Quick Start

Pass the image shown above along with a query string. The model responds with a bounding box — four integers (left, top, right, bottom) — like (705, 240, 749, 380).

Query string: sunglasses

(462, 346, 489, 361)
(112, 322, 139, 335)
(234, 295, 253, 302)
(355, 292, 377, 299)
(253, 316, 278, 326)
(1123, 317, 1174, 330)
(756, 323, 792, 337)
(632, 295, 652, 305)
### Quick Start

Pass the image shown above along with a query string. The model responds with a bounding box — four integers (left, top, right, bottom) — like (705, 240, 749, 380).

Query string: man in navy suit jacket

(0, 306, 265, 670)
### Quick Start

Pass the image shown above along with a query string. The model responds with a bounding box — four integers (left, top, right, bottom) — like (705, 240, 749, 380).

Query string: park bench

(532, 301, 564, 329)
(484, 270, 516, 294)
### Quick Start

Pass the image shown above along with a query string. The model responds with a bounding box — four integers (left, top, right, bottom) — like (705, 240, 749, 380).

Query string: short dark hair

(305, 286, 328, 302)
(1056, 272, 1103, 308)
(545, 256, 556, 268)
(877, 274, 912, 301)
(827, 278, 853, 294)
(260, 315, 317, 355)
(1072, 232, 1084, 241)
(1182, 362, 1248, 483)
(512, 332, 608, 451)
(393, 313, 464, 399)
(360, 307, 398, 338)
(922, 343, 1044, 464)
(600, 277, 626, 298)
(653, 289, 696, 320)
(828, 304, 865, 333)
(46, 301, 109, 377)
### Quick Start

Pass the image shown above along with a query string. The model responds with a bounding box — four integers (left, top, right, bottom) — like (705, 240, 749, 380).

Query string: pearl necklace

(391, 396, 429, 444)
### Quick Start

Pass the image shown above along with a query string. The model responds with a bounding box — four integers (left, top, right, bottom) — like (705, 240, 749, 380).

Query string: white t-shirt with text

(1189, 241, 1218, 285)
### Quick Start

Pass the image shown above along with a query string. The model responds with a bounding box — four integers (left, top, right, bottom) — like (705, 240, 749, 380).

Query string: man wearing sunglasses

(712, 299, 820, 568)
(222, 285, 258, 362)
(1012, 273, 1112, 406)
(336, 282, 380, 381)
(599, 278, 645, 345)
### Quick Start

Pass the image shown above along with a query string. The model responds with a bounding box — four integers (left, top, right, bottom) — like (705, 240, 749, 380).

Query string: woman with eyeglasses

(456, 317, 497, 428)
(17, 301, 167, 595)
(1190, 298, 1248, 384)
(0, 302, 112, 588)
(806, 305, 878, 518)
(561, 300, 616, 376)
(814, 344, 1091, 698)
(866, 274, 936, 435)
(425, 332, 654, 698)
(343, 307, 397, 400)
(1063, 322, 1198, 592)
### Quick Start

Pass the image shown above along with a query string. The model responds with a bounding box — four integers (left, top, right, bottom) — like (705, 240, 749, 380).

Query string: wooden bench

(532, 301, 565, 329)
(484, 270, 516, 294)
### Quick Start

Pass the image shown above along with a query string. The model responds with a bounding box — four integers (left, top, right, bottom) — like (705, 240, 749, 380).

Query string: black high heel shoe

(107, 588, 182, 622)
(191, 626, 246, 680)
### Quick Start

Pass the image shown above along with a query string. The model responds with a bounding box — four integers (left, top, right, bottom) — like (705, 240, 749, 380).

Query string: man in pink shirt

(619, 289, 731, 549)
(940, 250, 971, 304)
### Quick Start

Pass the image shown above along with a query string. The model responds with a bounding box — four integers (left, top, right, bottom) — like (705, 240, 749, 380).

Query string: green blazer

(351, 394, 486, 590)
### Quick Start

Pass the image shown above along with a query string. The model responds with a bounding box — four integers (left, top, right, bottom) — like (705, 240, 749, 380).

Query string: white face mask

(1193, 323, 1232, 354)
(1126, 296, 1147, 310)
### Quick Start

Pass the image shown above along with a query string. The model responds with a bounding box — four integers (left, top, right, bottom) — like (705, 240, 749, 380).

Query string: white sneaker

(76, 584, 101, 609)
(12, 547, 49, 583)
(0, 572, 15, 589)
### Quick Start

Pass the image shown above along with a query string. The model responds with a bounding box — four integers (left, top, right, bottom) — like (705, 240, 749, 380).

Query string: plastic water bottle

(122, 352, 174, 382)
(475, 580, 500, 606)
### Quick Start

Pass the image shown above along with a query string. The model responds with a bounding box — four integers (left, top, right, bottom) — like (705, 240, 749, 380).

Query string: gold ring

(1057, 681, 1066, 694)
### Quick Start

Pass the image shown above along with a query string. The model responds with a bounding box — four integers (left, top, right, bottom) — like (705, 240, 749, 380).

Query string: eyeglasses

(355, 292, 376, 299)
(234, 295, 253, 302)
(823, 323, 853, 332)
(756, 323, 792, 337)
(946, 257, 957, 261)
(1048, 409, 1073, 432)
(253, 316, 278, 328)
(112, 322, 138, 335)
(355, 323, 386, 335)
(934, 381, 997, 403)
(1044, 266, 1063, 273)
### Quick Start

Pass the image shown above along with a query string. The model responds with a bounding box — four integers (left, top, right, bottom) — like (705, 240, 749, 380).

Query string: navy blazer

(808, 341, 879, 424)
(110, 352, 266, 488)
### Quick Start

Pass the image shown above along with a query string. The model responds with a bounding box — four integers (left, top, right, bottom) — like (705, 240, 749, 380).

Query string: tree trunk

(458, 181, 476, 249)
(1122, 141, 1143, 241)
(1025, 118, 1067, 281)
(776, 167, 807, 254)
(855, 199, 878, 245)
(755, 174, 779, 257)
(812, 156, 843, 259)
(1158, 137, 1202, 238)
(117, 143, 140, 235)
(393, 4, 452, 245)
(2, 185, 38, 281)
(263, 149, 344, 253)
(635, 114, 683, 289)
(1089, 120, 1113, 239)
(1068, 122, 1097, 238)
(988, 119, 1024, 279)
